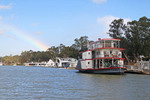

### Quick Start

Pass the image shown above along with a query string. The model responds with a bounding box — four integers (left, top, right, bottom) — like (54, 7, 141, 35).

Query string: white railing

(88, 45, 120, 50)
(95, 54, 119, 58)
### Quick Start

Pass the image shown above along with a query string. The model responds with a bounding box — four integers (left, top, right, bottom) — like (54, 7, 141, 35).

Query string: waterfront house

(24, 57, 78, 68)
(46, 59, 55, 67)
(55, 57, 78, 68)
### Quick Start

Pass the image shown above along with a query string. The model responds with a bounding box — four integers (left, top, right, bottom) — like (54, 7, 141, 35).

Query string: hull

(78, 67, 126, 74)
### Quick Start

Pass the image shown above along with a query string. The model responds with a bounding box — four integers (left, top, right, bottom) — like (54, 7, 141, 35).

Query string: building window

(110, 51, 112, 54)
(97, 51, 100, 55)
(104, 51, 106, 55)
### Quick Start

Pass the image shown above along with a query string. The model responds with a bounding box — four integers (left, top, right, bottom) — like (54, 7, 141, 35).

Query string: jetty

(125, 61, 150, 75)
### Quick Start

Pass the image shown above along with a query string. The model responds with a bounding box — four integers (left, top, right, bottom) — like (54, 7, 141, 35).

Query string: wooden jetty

(125, 61, 150, 75)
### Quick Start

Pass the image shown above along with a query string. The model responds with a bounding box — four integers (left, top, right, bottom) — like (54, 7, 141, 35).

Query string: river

(0, 66, 150, 100)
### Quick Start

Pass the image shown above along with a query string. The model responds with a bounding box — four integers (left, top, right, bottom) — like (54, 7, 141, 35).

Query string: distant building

(46, 59, 55, 67)
(24, 58, 78, 68)
(24, 61, 47, 67)
(0, 62, 3, 66)
(55, 57, 78, 68)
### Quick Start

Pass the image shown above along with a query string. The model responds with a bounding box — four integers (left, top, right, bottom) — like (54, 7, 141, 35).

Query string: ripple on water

(0, 66, 150, 100)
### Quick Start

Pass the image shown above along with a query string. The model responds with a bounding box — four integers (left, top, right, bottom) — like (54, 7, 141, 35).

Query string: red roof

(102, 38, 121, 41)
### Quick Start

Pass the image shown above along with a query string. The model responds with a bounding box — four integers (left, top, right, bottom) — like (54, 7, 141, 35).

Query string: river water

(0, 66, 150, 100)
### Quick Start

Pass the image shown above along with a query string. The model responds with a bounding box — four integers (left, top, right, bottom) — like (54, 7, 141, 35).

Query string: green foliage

(108, 16, 150, 63)
(20, 50, 55, 64)
(72, 36, 89, 51)
(108, 19, 126, 38)
(2, 55, 21, 65)
(59, 46, 79, 59)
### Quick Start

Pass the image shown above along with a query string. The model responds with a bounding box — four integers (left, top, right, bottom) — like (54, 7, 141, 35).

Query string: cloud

(0, 4, 12, 10)
(32, 23, 40, 26)
(97, 15, 131, 33)
(34, 31, 42, 35)
(92, 0, 107, 4)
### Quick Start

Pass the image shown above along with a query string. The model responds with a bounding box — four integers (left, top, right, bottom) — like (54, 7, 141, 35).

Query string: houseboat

(76, 38, 126, 74)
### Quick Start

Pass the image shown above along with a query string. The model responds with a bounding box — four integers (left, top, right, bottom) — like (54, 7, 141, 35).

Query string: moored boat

(76, 38, 126, 74)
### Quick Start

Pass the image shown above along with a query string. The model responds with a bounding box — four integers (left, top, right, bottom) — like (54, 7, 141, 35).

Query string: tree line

(1, 16, 150, 65)
(0, 36, 89, 65)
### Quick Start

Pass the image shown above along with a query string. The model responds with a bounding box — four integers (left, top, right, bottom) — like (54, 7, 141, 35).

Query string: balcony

(88, 42, 120, 50)
(95, 54, 121, 59)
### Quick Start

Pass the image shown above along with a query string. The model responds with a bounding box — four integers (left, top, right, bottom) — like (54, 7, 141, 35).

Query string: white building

(55, 57, 78, 68)
(46, 59, 55, 67)
(0, 62, 3, 66)
(24, 58, 78, 68)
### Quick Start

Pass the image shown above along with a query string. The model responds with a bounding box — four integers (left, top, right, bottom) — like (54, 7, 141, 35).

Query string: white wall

(81, 61, 87, 69)
(46, 59, 55, 67)
(86, 60, 93, 69)
(82, 51, 92, 59)
(81, 60, 93, 69)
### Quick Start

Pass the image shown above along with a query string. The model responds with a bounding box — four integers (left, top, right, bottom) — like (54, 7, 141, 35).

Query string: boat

(76, 38, 126, 74)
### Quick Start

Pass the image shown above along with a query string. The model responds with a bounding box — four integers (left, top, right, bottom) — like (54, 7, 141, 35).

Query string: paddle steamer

(76, 38, 126, 74)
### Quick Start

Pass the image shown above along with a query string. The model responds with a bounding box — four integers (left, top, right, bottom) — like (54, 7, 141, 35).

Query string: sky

(0, 0, 150, 57)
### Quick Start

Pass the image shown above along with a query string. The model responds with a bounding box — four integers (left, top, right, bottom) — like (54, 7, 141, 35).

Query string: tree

(126, 20, 142, 62)
(108, 19, 130, 63)
(59, 46, 79, 59)
(108, 19, 126, 38)
(108, 16, 150, 63)
(20, 51, 32, 64)
(138, 17, 150, 57)
(72, 36, 89, 51)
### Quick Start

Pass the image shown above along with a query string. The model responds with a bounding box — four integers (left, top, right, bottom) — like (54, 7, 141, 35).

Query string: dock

(125, 61, 150, 75)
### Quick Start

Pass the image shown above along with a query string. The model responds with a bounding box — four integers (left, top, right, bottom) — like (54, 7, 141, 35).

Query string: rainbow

(3, 24, 49, 51)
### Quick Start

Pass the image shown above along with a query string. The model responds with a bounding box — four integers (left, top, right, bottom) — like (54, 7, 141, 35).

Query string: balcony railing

(94, 54, 121, 58)
(88, 45, 120, 50)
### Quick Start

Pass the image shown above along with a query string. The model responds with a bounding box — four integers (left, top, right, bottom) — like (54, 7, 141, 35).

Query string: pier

(125, 61, 150, 75)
